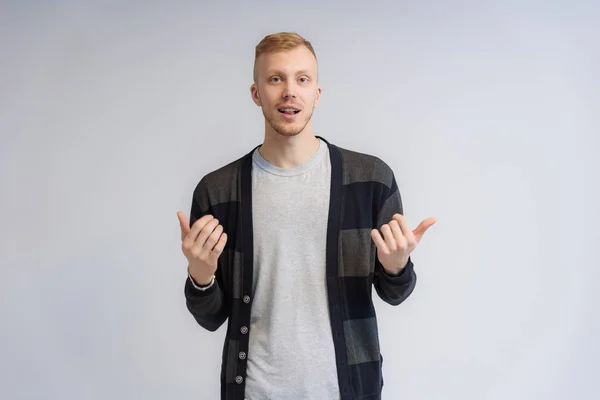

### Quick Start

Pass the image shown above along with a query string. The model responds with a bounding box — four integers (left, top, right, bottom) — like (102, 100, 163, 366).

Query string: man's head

(250, 32, 321, 138)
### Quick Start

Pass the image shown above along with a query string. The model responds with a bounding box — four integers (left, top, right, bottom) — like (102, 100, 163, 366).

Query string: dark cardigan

(184, 135, 416, 399)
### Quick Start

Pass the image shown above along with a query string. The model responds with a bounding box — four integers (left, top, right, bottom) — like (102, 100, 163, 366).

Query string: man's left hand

(371, 214, 437, 275)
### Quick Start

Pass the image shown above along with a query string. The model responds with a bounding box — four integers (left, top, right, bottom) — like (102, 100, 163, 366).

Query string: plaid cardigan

(184, 135, 416, 400)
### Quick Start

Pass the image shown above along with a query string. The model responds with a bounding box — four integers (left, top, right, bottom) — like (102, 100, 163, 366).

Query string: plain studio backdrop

(1, 1, 598, 399)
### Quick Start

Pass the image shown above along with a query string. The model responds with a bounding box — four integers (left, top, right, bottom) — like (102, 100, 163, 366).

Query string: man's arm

(185, 268, 229, 332)
(373, 256, 417, 306)
(183, 180, 229, 332)
(372, 171, 418, 306)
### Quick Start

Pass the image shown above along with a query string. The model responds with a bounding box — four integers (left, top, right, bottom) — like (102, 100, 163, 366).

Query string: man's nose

(282, 86, 297, 99)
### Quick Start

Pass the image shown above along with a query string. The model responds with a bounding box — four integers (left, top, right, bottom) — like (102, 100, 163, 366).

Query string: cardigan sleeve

(183, 178, 229, 332)
(372, 170, 417, 306)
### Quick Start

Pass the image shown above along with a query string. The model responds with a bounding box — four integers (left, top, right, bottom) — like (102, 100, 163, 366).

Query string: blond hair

(253, 32, 317, 82)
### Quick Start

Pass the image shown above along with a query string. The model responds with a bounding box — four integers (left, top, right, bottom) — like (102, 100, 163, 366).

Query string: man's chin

(275, 129, 303, 137)
(264, 111, 312, 137)
(270, 121, 307, 137)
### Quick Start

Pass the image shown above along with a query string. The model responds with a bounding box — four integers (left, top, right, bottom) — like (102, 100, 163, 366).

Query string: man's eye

(271, 77, 281, 82)
(299, 77, 309, 83)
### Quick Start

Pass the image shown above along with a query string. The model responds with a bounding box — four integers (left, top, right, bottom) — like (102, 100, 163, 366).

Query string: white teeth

(281, 108, 297, 112)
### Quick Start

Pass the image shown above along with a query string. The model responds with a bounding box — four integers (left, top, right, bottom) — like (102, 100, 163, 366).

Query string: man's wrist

(188, 266, 215, 287)
(383, 257, 410, 276)
(192, 275, 214, 287)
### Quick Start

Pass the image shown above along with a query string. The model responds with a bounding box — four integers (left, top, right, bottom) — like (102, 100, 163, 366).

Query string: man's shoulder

(193, 154, 245, 198)
(202, 156, 243, 184)
(334, 144, 395, 188)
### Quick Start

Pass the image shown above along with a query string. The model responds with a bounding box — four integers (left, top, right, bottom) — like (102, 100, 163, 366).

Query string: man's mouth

(278, 107, 300, 115)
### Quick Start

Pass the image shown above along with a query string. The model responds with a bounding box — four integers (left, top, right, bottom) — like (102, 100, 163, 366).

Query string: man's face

(251, 46, 321, 137)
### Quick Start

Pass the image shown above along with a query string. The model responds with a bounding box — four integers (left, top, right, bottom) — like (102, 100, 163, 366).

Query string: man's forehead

(259, 48, 316, 65)
(260, 58, 317, 74)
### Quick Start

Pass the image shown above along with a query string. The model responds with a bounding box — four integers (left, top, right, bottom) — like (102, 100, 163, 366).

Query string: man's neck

(258, 127, 321, 169)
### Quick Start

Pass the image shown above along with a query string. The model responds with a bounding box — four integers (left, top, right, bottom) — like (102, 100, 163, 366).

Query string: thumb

(414, 217, 437, 242)
(177, 211, 190, 240)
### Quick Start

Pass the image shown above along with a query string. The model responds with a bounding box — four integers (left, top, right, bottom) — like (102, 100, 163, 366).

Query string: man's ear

(250, 83, 261, 106)
(314, 86, 322, 108)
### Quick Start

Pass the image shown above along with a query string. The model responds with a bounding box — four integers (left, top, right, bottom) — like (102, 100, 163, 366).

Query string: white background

(1, 1, 598, 399)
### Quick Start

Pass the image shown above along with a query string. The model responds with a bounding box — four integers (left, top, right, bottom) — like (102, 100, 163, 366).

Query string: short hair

(253, 32, 317, 82)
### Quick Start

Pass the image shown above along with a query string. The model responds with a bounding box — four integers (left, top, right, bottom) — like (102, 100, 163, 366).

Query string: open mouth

(278, 108, 300, 115)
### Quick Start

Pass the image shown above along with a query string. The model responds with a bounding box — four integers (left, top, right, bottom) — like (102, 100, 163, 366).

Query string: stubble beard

(264, 108, 314, 137)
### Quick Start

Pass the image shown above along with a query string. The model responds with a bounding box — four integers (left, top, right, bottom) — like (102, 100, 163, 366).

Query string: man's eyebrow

(266, 69, 313, 76)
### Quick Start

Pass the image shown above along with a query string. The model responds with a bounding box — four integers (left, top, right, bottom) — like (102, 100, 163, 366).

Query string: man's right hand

(177, 211, 228, 286)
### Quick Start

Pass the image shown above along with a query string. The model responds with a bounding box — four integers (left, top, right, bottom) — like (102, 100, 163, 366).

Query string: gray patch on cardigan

(343, 317, 381, 365)
(339, 229, 377, 277)
(337, 146, 395, 188)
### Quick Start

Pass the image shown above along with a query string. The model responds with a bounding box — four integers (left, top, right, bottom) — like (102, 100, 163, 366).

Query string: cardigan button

(240, 326, 248, 334)
(243, 295, 250, 303)
(235, 375, 243, 384)
(239, 351, 246, 360)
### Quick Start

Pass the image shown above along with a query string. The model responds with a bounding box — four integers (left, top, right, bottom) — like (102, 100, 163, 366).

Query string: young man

(177, 32, 436, 400)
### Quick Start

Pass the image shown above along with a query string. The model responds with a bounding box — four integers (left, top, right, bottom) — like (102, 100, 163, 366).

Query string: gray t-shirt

(244, 138, 340, 400)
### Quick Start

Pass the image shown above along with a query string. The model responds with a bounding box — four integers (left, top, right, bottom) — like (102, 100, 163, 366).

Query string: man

(177, 32, 436, 400)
